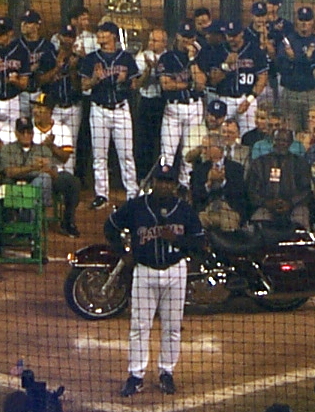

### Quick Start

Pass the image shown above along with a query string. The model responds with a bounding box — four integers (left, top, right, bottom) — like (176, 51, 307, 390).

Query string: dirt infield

(1, 189, 315, 412)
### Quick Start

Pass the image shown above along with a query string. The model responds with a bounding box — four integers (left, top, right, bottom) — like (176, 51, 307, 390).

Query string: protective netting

(0, 1, 315, 412)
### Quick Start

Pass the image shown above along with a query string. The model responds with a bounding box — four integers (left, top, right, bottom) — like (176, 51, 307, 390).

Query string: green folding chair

(0, 184, 47, 274)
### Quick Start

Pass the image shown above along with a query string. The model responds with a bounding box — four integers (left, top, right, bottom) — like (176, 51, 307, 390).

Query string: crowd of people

(0, 2, 315, 236)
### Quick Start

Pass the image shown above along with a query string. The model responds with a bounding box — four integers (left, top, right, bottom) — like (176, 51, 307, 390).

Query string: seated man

(248, 129, 311, 229)
(0, 116, 56, 207)
(190, 134, 246, 231)
(31, 93, 81, 238)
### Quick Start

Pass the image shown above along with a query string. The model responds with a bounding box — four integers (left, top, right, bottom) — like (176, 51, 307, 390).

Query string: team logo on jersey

(137, 224, 184, 245)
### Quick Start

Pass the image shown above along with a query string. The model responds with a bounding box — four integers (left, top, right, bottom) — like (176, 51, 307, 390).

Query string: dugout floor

(0, 189, 315, 412)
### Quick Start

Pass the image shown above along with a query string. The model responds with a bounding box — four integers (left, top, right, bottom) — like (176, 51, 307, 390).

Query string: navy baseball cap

(177, 19, 196, 38)
(203, 19, 225, 34)
(251, 2, 267, 16)
(16, 117, 33, 133)
(297, 7, 314, 21)
(264, 404, 293, 412)
(224, 20, 243, 36)
(153, 163, 176, 181)
(30, 93, 55, 110)
(21, 9, 42, 24)
(207, 100, 227, 118)
(267, 0, 282, 5)
(0, 17, 13, 35)
(60, 24, 76, 38)
(97, 21, 119, 36)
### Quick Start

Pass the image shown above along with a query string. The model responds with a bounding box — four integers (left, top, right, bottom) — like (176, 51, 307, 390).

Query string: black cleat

(159, 372, 176, 394)
(89, 196, 108, 210)
(60, 222, 80, 238)
(120, 375, 144, 397)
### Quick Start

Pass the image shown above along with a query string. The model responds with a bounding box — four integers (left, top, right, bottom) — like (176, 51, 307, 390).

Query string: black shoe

(60, 222, 80, 238)
(159, 372, 176, 394)
(90, 196, 107, 210)
(120, 375, 144, 397)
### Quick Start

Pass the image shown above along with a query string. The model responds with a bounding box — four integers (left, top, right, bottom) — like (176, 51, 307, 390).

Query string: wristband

(246, 94, 255, 104)
(189, 56, 195, 62)
(221, 63, 230, 72)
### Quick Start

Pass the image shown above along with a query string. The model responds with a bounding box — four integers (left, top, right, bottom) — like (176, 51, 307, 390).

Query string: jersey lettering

(0, 59, 22, 71)
(239, 73, 255, 85)
(137, 224, 185, 245)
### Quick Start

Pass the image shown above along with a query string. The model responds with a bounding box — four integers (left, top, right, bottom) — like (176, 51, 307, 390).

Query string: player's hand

(160, 226, 177, 242)
(32, 157, 50, 170)
(116, 68, 128, 84)
(284, 44, 295, 60)
(306, 43, 315, 59)
(144, 52, 157, 69)
(42, 134, 55, 148)
(30, 63, 39, 73)
(69, 54, 79, 69)
(56, 51, 66, 69)
(7, 72, 19, 84)
(91, 62, 104, 84)
(237, 99, 251, 114)
(207, 166, 225, 182)
(186, 43, 198, 61)
(225, 52, 238, 67)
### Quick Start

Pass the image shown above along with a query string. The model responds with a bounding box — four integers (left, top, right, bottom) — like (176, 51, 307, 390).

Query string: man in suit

(220, 118, 250, 176)
(190, 134, 246, 231)
(248, 129, 311, 229)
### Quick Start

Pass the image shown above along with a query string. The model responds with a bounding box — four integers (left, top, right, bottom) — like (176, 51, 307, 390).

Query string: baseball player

(16, 9, 56, 117)
(0, 17, 30, 129)
(209, 20, 268, 136)
(104, 161, 204, 396)
(80, 21, 139, 209)
(157, 19, 207, 196)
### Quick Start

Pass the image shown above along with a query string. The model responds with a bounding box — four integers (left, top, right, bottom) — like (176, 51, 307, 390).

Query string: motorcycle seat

(207, 229, 264, 255)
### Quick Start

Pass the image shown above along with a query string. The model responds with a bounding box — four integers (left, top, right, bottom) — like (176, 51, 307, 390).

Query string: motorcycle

(64, 224, 315, 320)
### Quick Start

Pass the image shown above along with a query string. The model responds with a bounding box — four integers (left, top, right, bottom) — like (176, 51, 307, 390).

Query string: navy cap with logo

(59, 24, 76, 38)
(97, 21, 119, 36)
(16, 117, 34, 133)
(264, 404, 293, 412)
(177, 19, 196, 38)
(203, 19, 225, 34)
(0, 17, 13, 35)
(207, 99, 227, 118)
(251, 2, 267, 16)
(224, 20, 243, 36)
(153, 163, 176, 181)
(21, 9, 42, 24)
(30, 93, 55, 110)
(297, 7, 314, 21)
(267, 0, 282, 5)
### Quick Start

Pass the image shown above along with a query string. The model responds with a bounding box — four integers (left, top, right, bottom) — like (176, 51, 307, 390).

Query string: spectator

(37, 25, 82, 155)
(251, 109, 305, 159)
(194, 7, 213, 48)
(0, 17, 30, 130)
(31, 93, 81, 238)
(157, 19, 207, 196)
(80, 21, 139, 209)
(277, 7, 315, 131)
(184, 99, 227, 162)
(242, 102, 272, 148)
(296, 105, 315, 151)
(266, 0, 294, 45)
(220, 118, 250, 175)
(190, 134, 246, 230)
(135, 29, 167, 181)
(104, 162, 204, 397)
(209, 20, 268, 136)
(0, 117, 56, 207)
(248, 128, 311, 229)
(17, 9, 55, 117)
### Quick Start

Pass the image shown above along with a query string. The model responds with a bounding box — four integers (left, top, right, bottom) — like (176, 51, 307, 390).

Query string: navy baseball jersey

(105, 194, 204, 269)
(211, 40, 268, 97)
(277, 32, 315, 91)
(37, 49, 82, 105)
(13, 36, 55, 92)
(156, 48, 209, 102)
(80, 49, 139, 105)
(0, 41, 30, 100)
(267, 18, 294, 46)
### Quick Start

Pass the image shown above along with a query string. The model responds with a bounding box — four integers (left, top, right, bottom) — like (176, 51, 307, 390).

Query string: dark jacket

(190, 157, 247, 219)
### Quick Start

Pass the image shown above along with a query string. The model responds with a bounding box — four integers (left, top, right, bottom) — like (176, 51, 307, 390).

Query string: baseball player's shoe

(60, 222, 80, 238)
(159, 372, 176, 394)
(120, 375, 144, 397)
(90, 196, 108, 210)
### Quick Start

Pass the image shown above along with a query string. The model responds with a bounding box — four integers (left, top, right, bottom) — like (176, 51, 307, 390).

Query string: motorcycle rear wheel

(64, 267, 129, 320)
(253, 297, 308, 312)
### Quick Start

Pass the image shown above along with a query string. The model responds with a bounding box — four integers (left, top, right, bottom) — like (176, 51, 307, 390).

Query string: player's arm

(159, 75, 188, 91)
(189, 61, 206, 92)
(238, 71, 268, 114)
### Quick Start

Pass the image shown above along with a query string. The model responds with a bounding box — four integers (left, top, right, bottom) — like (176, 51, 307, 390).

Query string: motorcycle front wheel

(64, 267, 129, 320)
(253, 297, 308, 312)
